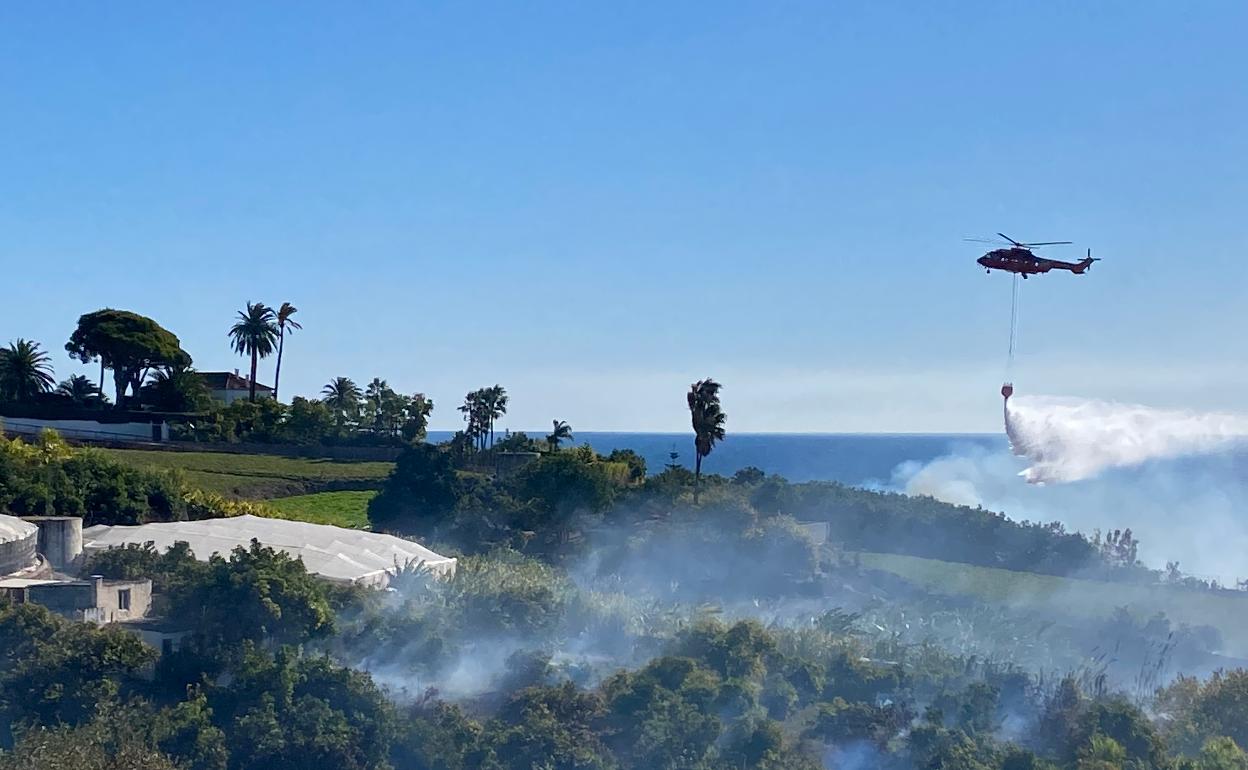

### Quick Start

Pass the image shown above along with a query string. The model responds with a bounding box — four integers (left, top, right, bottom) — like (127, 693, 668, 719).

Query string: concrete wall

(27, 580, 94, 616)
(27, 576, 152, 624)
(96, 578, 152, 622)
(129, 625, 191, 655)
(23, 517, 83, 571)
(1, 417, 168, 442)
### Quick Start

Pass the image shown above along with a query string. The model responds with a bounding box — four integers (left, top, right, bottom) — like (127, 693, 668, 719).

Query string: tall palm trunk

(694, 453, 703, 504)
(248, 350, 258, 402)
(273, 330, 285, 402)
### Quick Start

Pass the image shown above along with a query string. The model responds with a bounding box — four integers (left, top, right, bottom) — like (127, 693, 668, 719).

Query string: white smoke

(1005, 394, 1248, 483)
(896, 394, 1248, 582)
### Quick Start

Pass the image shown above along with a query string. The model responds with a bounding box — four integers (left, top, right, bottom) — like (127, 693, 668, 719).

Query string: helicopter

(967, 233, 1098, 278)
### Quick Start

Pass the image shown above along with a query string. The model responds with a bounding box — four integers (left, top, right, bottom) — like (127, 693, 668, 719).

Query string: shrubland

(4, 432, 1248, 767)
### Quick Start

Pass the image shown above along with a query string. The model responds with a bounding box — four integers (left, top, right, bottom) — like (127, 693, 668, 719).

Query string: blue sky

(2, 2, 1245, 432)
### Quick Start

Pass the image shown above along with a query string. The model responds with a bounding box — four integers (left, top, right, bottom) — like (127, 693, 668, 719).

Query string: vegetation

(458, 385, 509, 452)
(65, 309, 192, 407)
(141, 367, 214, 413)
(546, 419, 573, 451)
(687, 378, 726, 503)
(271, 301, 301, 402)
(4, 530, 1242, 770)
(3, 420, 1248, 768)
(266, 490, 376, 528)
(322, 377, 363, 434)
(0, 339, 56, 402)
(227, 302, 279, 403)
(858, 550, 1248, 657)
(4, 318, 1248, 770)
(56, 374, 107, 406)
(99, 447, 393, 499)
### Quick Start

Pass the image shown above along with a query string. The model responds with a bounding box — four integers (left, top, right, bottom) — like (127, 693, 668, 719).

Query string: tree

(168, 540, 333, 650)
(365, 377, 390, 434)
(368, 444, 461, 534)
(56, 374, 107, 406)
(0, 603, 156, 734)
(227, 302, 278, 403)
(0, 339, 56, 402)
(483, 384, 508, 448)
(512, 452, 615, 528)
(546, 419, 573, 451)
(0, 712, 180, 770)
(141, 368, 212, 412)
(401, 394, 434, 443)
(321, 377, 362, 436)
(687, 378, 726, 504)
(271, 302, 301, 402)
(284, 397, 335, 445)
(213, 652, 395, 770)
(66, 309, 192, 408)
(458, 389, 489, 452)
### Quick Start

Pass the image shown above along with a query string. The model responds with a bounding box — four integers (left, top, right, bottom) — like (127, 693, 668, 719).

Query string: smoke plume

(897, 393, 1248, 583)
(1005, 394, 1248, 483)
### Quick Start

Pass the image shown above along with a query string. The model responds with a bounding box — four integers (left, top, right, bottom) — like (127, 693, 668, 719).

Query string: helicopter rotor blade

(1022, 241, 1073, 247)
(996, 232, 1023, 246)
(963, 238, 1008, 244)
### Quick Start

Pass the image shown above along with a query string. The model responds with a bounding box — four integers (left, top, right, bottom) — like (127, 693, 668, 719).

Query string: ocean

(425, 431, 1005, 488)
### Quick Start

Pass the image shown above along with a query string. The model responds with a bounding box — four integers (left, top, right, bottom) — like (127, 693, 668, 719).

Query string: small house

(201, 370, 274, 405)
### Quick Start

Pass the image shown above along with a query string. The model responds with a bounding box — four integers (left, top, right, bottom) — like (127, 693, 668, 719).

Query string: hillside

(99, 448, 393, 499)
(859, 551, 1248, 657)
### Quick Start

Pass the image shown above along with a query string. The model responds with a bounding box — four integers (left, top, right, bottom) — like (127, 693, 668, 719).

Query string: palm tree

(687, 378, 726, 504)
(458, 389, 491, 452)
(366, 377, 389, 434)
(56, 374, 106, 406)
(483, 384, 509, 448)
(272, 302, 302, 402)
(546, 420, 573, 452)
(321, 377, 362, 435)
(0, 339, 56, 402)
(402, 393, 434, 442)
(227, 302, 278, 402)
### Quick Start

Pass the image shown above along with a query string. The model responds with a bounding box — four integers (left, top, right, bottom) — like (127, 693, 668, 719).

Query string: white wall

(0, 417, 168, 442)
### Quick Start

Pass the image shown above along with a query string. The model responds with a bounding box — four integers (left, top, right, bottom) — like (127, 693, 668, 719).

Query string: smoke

(897, 393, 1248, 584)
(1005, 394, 1248, 483)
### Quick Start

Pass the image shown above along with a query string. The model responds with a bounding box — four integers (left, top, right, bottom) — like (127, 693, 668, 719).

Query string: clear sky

(2, 2, 1245, 433)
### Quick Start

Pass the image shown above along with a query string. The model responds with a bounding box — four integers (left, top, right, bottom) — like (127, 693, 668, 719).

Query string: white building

(201, 370, 274, 405)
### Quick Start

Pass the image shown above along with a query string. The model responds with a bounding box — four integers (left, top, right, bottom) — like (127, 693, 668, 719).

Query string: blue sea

(425, 431, 1005, 488)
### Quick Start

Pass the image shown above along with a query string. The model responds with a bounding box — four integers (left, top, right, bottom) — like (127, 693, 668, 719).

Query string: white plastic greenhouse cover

(0, 514, 37, 544)
(82, 515, 456, 587)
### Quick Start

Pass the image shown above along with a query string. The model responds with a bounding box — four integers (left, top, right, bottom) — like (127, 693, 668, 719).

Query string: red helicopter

(968, 233, 1098, 278)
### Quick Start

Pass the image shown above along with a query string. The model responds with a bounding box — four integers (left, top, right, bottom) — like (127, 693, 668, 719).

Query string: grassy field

(99, 448, 394, 499)
(264, 490, 377, 529)
(859, 551, 1248, 656)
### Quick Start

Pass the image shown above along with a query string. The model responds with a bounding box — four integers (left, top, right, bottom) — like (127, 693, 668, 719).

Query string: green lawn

(264, 490, 377, 529)
(99, 448, 393, 499)
(858, 551, 1248, 657)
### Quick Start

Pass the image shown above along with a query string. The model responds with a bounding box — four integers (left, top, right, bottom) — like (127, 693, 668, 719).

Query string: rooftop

(200, 371, 274, 393)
